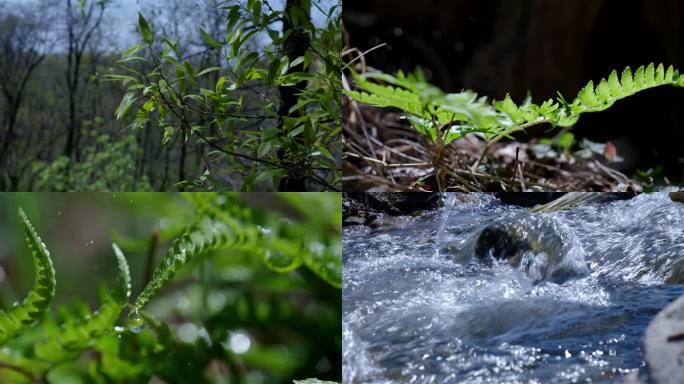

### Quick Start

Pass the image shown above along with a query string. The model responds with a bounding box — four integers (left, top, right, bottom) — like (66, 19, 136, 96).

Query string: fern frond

(32, 244, 131, 363)
(346, 63, 684, 144)
(345, 70, 503, 143)
(568, 63, 680, 116)
(0, 209, 56, 346)
(344, 73, 428, 117)
(130, 215, 263, 318)
(132, 195, 343, 319)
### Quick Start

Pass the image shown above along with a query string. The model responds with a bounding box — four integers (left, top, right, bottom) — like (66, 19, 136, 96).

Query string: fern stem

(142, 229, 160, 288)
(472, 119, 551, 171)
(0, 361, 36, 382)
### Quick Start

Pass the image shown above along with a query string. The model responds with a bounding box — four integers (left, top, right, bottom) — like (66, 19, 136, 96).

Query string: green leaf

(555, 132, 575, 151)
(0, 209, 56, 345)
(196, 66, 222, 77)
(257, 140, 272, 158)
(215, 76, 226, 93)
(200, 28, 222, 49)
(115, 93, 137, 120)
(267, 57, 281, 85)
(138, 13, 154, 44)
(252, 0, 261, 22)
(254, 168, 285, 185)
(494, 94, 524, 124)
(121, 43, 144, 60)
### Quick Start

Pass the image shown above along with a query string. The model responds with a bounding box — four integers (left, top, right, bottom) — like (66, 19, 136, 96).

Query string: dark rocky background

(343, 0, 684, 181)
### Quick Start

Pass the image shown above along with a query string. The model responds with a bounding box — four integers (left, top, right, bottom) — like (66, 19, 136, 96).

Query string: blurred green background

(0, 193, 341, 383)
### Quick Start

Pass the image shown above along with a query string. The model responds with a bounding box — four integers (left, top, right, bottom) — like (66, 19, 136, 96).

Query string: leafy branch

(108, 1, 342, 191)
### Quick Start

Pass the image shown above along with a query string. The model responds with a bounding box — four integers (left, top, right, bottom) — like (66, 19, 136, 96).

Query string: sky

(2, 0, 339, 51)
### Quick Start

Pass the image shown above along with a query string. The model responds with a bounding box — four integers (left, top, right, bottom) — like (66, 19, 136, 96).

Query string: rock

(644, 293, 684, 384)
(343, 192, 441, 226)
(469, 215, 589, 284)
(670, 191, 684, 204)
(665, 258, 684, 284)
(474, 224, 516, 261)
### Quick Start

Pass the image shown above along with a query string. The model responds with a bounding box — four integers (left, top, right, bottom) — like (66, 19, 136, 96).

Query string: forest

(0, 0, 341, 192)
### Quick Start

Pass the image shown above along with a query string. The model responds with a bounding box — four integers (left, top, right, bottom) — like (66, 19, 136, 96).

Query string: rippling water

(343, 193, 684, 384)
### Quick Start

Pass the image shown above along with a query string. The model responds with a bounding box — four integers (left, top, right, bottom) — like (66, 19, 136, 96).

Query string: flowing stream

(343, 193, 684, 384)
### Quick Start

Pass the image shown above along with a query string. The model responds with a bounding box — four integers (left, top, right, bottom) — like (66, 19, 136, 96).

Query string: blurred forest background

(0, 193, 341, 383)
(0, 0, 341, 192)
(343, 0, 684, 183)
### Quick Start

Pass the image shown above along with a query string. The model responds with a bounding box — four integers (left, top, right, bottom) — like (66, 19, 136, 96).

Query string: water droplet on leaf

(128, 310, 145, 334)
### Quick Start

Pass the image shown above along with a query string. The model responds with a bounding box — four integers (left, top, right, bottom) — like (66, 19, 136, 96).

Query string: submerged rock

(470, 215, 589, 284)
(644, 293, 684, 384)
(666, 258, 684, 284)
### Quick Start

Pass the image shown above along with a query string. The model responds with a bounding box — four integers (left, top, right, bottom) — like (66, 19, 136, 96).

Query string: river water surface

(343, 193, 684, 383)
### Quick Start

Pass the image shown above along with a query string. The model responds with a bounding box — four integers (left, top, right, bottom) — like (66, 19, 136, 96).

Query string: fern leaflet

(32, 244, 131, 363)
(0, 209, 56, 346)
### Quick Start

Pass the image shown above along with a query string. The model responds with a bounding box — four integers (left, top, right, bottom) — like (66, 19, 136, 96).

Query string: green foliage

(32, 132, 153, 191)
(0, 209, 55, 346)
(31, 244, 130, 365)
(137, 12, 154, 45)
(110, 0, 342, 191)
(345, 63, 684, 145)
(0, 193, 341, 383)
(131, 192, 342, 322)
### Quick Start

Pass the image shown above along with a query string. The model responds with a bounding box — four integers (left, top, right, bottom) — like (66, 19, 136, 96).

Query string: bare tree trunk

(62, 0, 107, 161)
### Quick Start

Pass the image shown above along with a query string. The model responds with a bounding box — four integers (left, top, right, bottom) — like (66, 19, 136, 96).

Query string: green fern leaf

(344, 72, 428, 118)
(494, 94, 524, 125)
(621, 67, 634, 92)
(634, 65, 646, 88)
(655, 63, 666, 82)
(32, 244, 131, 363)
(595, 79, 612, 102)
(607, 70, 622, 97)
(130, 215, 262, 318)
(303, 242, 342, 288)
(644, 63, 656, 86)
(572, 63, 680, 114)
(346, 62, 684, 146)
(577, 80, 599, 107)
(0, 209, 56, 346)
(665, 65, 675, 82)
(538, 99, 559, 119)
